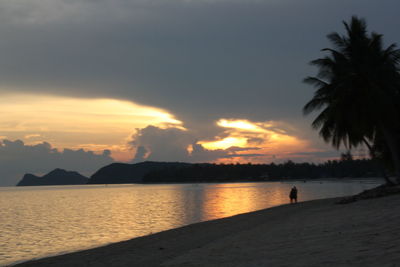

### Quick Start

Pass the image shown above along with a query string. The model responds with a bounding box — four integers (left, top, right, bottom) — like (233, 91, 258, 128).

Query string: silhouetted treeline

(143, 159, 383, 183)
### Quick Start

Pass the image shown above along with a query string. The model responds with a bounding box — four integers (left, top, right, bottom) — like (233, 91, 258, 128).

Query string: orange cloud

(199, 119, 311, 163)
(0, 93, 183, 161)
(1, 94, 318, 164)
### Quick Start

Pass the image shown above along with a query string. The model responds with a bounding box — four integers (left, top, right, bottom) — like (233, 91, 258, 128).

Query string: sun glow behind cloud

(200, 136, 248, 150)
(0, 93, 183, 161)
(199, 119, 311, 163)
(217, 119, 266, 133)
(0, 94, 320, 164)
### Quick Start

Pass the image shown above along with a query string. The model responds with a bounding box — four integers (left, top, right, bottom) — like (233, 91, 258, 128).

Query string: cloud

(24, 134, 41, 139)
(132, 146, 148, 163)
(0, 0, 395, 164)
(247, 137, 265, 146)
(0, 0, 398, 130)
(287, 149, 370, 162)
(130, 126, 194, 162)
(199, 119, 310, 157)
(226, 146, 262, 152)
(129, 118, 314, 164)
(0, 139, 113, 186)
(0, 94, 183, 162)
(130, 125, 261, 163)
(294, 151, 342, 158)
(190, 143, 263, 161)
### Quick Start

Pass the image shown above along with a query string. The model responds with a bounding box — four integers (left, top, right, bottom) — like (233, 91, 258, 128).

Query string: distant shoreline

(15, 192, 400, 267)
(7, 176, 384, 188)
(11, 160, 386, 187)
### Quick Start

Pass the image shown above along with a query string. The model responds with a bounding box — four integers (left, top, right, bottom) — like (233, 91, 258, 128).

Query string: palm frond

(327, 32, 347, 51)
(303, 77, 328, 87)
(303, 97, 327, 115)
(304, 15, 400, 154)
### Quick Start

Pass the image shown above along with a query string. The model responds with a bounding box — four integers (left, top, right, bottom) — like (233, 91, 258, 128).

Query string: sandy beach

(15, 194, 400, 267)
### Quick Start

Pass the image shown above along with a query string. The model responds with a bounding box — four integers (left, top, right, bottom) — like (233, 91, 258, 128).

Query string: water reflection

(0, 180, 381, 266)
(202, 184, 261, 220)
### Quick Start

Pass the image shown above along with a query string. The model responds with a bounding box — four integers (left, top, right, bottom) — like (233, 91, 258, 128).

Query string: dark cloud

(226, 146, 262, 152)
(0, 0, 398, 164)
(189, 143, 234, 162)
(130, 126, 195, 162)
(247, 138, 265, 146)
(291, 147, 369, 161)
(0, 139, 113, 186)
(1, 0, 399, 128)
(132, 146, 148, 163)
(130, 125, 262, 163)
(287, 150, 342, 162)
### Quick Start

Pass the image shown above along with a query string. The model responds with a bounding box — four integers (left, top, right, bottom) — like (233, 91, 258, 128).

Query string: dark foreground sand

(16, 194, 400, 267)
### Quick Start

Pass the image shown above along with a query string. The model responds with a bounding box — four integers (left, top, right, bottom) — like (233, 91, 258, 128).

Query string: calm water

(0, 180, 381, 266)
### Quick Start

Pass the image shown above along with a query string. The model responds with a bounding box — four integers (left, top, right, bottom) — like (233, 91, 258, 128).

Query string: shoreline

(15, 193, 400, 267)
(7, 176, 384, 188)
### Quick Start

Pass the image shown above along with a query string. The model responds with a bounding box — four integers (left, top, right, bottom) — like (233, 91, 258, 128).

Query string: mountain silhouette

(88, 161, 191, 184)
(17, 168, 89, 186)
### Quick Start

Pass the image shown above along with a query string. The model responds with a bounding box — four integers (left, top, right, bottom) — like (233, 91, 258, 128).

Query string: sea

(0, 179, 382, 266)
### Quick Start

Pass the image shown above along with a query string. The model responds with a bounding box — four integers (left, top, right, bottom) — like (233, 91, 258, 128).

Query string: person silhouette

(289, 186, 298, 203)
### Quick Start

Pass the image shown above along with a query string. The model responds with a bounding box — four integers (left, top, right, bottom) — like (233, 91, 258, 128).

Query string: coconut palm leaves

(304, 16, 400, 181)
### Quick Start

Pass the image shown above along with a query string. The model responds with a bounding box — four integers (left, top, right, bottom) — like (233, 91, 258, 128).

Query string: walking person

(289, 186, 298, 203)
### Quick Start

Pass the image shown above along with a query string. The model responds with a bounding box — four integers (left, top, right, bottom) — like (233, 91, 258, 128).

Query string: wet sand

(16, 194, 400, 267)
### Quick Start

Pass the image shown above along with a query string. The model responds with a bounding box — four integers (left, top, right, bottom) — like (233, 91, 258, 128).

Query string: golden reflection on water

(200, 183, 292, 221)
(202, 185, 260, 220)
(0, 181, 381, 266)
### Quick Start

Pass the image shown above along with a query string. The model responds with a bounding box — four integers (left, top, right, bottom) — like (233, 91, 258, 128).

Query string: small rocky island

(17, 168, 89, 186)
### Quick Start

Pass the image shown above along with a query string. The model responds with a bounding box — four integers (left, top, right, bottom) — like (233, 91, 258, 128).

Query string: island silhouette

(17, 168, 88, 186)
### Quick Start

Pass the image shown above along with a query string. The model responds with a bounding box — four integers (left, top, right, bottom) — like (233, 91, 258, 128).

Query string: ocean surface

(0, 180, 382, 266)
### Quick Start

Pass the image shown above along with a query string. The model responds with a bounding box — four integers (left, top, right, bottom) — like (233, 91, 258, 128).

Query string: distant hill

(19, 159, 383, 186)
(141, 159, 384, 183)
(17, 169, 89, 186)
(88, 159, 385, 184)
(87, 161, 191, 184)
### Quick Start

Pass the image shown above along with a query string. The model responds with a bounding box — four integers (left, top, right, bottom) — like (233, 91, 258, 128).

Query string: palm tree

(303, 16, 400, 183)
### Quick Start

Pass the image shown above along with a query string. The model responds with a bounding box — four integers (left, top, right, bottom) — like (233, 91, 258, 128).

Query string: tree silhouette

(303, 16, 400, 183)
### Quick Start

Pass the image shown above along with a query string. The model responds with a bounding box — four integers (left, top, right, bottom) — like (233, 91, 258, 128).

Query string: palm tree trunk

(362, 138, 394, 185)
(380, 126, 400, 184)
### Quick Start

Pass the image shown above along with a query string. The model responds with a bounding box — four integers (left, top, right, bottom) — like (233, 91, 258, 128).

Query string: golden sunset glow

(217, 119, 264, 132)
(200, 137, 248, 150)
(0, 93, 183, 161)
(0, 95, 315, 164)
(199, 118, 311, 163)
(200, 119, 266, 150)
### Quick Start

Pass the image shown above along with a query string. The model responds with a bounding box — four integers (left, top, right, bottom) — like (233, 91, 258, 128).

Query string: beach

(16, 194, 400, 267)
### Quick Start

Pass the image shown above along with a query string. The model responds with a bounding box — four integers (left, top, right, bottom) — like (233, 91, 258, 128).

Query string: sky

(0, 0, 398, 185)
